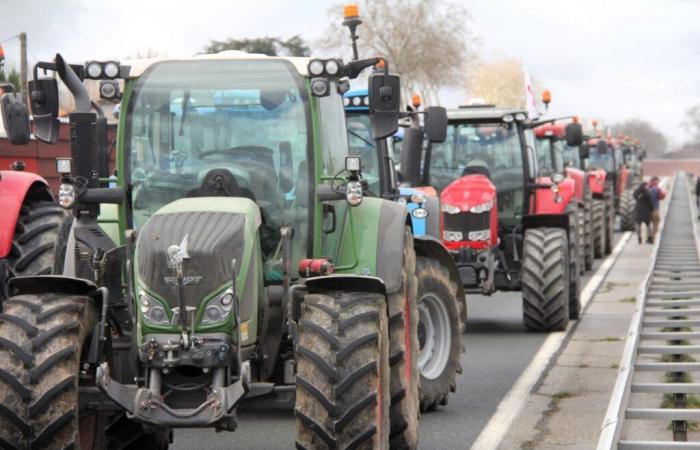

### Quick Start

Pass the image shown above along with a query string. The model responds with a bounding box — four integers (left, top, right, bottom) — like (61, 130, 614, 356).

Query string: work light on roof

(352, 96, 362, 106)
(515, 113, 527, 121)
(308, 59, 325, 76)
(502, 114, 514, 123)
(325, 59, 340, 75)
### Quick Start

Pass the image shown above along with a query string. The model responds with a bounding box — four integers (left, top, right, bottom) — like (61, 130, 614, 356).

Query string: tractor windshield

(125, 59, 311, 236)
(562, 144, 581, 169)
(587, 150, 613, 172)
(344, 112, 381, 192)
(535, 137, 565, 176)
(430, 121, 524, 192)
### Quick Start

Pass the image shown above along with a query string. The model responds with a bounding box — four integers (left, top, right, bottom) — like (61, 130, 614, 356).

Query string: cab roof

(534, 122, 567, 139)
(126, 51, 312, 78)
(446, 106, 529, 122)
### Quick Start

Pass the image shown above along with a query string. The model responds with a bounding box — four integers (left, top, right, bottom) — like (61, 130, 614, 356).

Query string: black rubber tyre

(566, 206, 582, 320)
(0, 293, 97, 449)
(576, 205, 586, 275)
(592, 199, 606, 258)
(604, 185, 615, 255)
(619, 189, 635, 232)
(295, 291, 390, 450)
(521, 228, 570, 332)
(583, 197, 595, 271)
(386, 228, 419, 449)
(4, 201, 70, 278)
(415, 257, 463, 413)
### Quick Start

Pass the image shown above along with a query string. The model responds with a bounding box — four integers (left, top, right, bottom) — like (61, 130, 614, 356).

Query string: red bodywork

(440, 174, 498, 251)
(0, 171, 53, 258)
(587, 169, 607, 195)
(565, 167, 586, 203)
(531, 176, 576, 215)
(617, 165, 630, 195)
(534, 123, 586, 204)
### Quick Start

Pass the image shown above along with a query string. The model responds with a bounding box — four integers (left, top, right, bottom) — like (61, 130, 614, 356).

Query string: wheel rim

(417, 293, 451, 380)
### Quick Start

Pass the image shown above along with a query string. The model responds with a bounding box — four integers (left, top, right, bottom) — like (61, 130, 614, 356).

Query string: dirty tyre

(4, 201, 69, 278)
(0, 293, 97, 449)
(577, 206, 586, 275)
(386, 228, 419, 448)
(584, 199, 594, 270)
(415, 257, 462, 413)
(567, 206, 581, 320)
(295, 291, 390, 450)
(521, 228, 570, 332)
(592, 200, 606, 258)
(604, 188, 615, 255)
(619, 189, 635, 232)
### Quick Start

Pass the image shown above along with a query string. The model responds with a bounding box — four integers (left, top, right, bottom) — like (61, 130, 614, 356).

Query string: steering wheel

(198, 145, 273, 160)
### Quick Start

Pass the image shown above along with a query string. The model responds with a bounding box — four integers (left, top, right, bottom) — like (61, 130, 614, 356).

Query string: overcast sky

(2, 0, 698, 147)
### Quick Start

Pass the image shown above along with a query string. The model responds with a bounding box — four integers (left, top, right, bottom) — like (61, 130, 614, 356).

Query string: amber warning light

(344, 3, 359, 20)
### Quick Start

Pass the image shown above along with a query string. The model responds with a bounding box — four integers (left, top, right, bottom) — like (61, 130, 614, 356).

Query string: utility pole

(19, 32, 27, 100)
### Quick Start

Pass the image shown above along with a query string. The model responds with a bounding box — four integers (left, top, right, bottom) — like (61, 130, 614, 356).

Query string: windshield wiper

(348, 129, 375, 148)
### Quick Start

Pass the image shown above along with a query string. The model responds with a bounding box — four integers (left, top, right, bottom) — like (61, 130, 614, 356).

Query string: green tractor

(0, 20, 423, 450)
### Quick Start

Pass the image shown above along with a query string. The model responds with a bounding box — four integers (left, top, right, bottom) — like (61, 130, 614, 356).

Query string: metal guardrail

(598, 173, 700, 449)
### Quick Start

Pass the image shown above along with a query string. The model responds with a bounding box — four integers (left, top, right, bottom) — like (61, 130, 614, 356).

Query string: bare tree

(612, 118, 668, 158)
(465, 57, 529, 108)
(318, 0, 477, 104)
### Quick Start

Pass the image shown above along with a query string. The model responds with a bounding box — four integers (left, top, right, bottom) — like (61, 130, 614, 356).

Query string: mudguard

(414, 236, 468, 323)
(8, 275, 97, 297)
(334, 197, 409, 294)
(532, 176, 576, 215)
(0, 171, 53, 258)
(305, 274, 386, 295)
(522, 214, 570, 234)
(588, 169, 607, 197)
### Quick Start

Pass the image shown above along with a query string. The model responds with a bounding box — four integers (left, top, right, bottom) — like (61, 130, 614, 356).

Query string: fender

(617, 166, 630, 195)
(333, 197, 409, 294)
(305, 274, 386, 296)
(588, 169, 607, 197)
(522, 213, 570, 235)
(565, 167, 586, 204)
(414, 236, 468, 323)
(0, 171, 53, 258)
(8, 274, 97, 297)
(532, 176, 575, 215)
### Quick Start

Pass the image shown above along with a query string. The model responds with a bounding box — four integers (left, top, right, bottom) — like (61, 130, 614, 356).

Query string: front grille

(443, 211, 490, 234)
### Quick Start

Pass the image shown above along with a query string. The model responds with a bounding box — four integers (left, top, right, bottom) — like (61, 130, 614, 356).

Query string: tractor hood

(135, 197, 261, 314)
(440, 174, 496, 211)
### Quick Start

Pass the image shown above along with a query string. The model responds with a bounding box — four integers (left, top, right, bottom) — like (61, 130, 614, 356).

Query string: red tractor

(534, 120, 595, 271)
(424, 105, 583, 331)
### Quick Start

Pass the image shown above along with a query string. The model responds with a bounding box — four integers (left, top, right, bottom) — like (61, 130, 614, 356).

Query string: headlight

(362, 96, 370, 106)
(551, 184, 560, 193)
(85, 61, 103, 79)
(308, 59, 324, 76)
(551, 173, 565, 184)
(346, 181, 363, 206)
(138, 290, 170, 325)
(103, 61, 120, 78)
(343, 97, 351, 106)
(502, 114, 514, 123)
(443, 230, 463, 241)
(468, 230, 491, 241)
(514, 112, 527, 121)
(324, 59, 340, 76)
(441, 203, 461, 214)
(58, 183, 76, 209)
(352, 96, 362, 106)
(201, 289, 235, 326)
(412, 207, 428, 219)
(469, 200, 493, 214)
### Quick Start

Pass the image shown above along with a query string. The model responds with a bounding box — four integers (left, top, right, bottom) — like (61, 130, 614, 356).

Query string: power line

(0, 34, 20, 44)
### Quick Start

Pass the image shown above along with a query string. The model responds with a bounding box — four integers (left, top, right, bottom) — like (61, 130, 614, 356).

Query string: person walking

(634, 181, 654, 244)
(695, 174, 700, 219)
(648, 176, 665, 240)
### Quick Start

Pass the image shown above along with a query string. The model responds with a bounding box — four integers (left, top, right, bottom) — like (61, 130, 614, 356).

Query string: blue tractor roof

(344, 88, 369, 112)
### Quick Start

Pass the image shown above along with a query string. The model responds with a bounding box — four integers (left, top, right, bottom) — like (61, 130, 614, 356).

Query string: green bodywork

(107, 64, 403, 345)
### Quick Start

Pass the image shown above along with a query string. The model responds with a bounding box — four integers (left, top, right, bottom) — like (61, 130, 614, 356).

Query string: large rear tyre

(576, 206, 586, 275)
(415, 257, 463, 413)
(567, 206, 582, 320)
(3, 201, 69, 278)
(521, 228, 570, 332)
(295, 291, 390, 450)
(386, 228, 419, 449)
(0, 293, 98, 449)
(592, 200, 606, 258)
(619, 189, 635, 232)
(583, 198, 595, 271)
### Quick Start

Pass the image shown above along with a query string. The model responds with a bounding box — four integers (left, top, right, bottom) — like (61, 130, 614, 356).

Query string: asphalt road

(172, 236, 615, 450)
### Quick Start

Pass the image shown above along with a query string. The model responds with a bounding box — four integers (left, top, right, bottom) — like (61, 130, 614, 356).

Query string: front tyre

(592, 200, 606, 258)
(415, 257, 463, 412)
(521, 228, 570, 332)
(0, 293, 97, 449)
(619, 189, 635, 232)
(295, 291, 390, 450)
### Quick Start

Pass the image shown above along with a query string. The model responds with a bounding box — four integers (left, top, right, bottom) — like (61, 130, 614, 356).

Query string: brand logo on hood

(164, 276, 203, 285)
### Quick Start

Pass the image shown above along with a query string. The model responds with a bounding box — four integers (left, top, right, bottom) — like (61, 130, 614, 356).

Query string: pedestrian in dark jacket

(695, 175, 700, 219)
(634, 182, 654, 244)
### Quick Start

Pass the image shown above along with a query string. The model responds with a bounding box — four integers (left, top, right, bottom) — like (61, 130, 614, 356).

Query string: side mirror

(278, 141, 294, 192)
(565, 123, 583, 147)
(597, 140, 608, 154)
(579, 142, 590, 160)
(28, 78, 60, 144)
(424, 106, 447, 143)
(368, 71, 400, 140)
(399, 127, 423, 186)
(0, 93, 31, 145)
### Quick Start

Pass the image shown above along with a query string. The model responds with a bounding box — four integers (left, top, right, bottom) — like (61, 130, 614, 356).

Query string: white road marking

(469, 231, 633, 450)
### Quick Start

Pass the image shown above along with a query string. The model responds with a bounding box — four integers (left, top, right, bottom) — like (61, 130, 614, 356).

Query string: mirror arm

(526, 115, 575, 129)
(344, 57, 383, 80)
